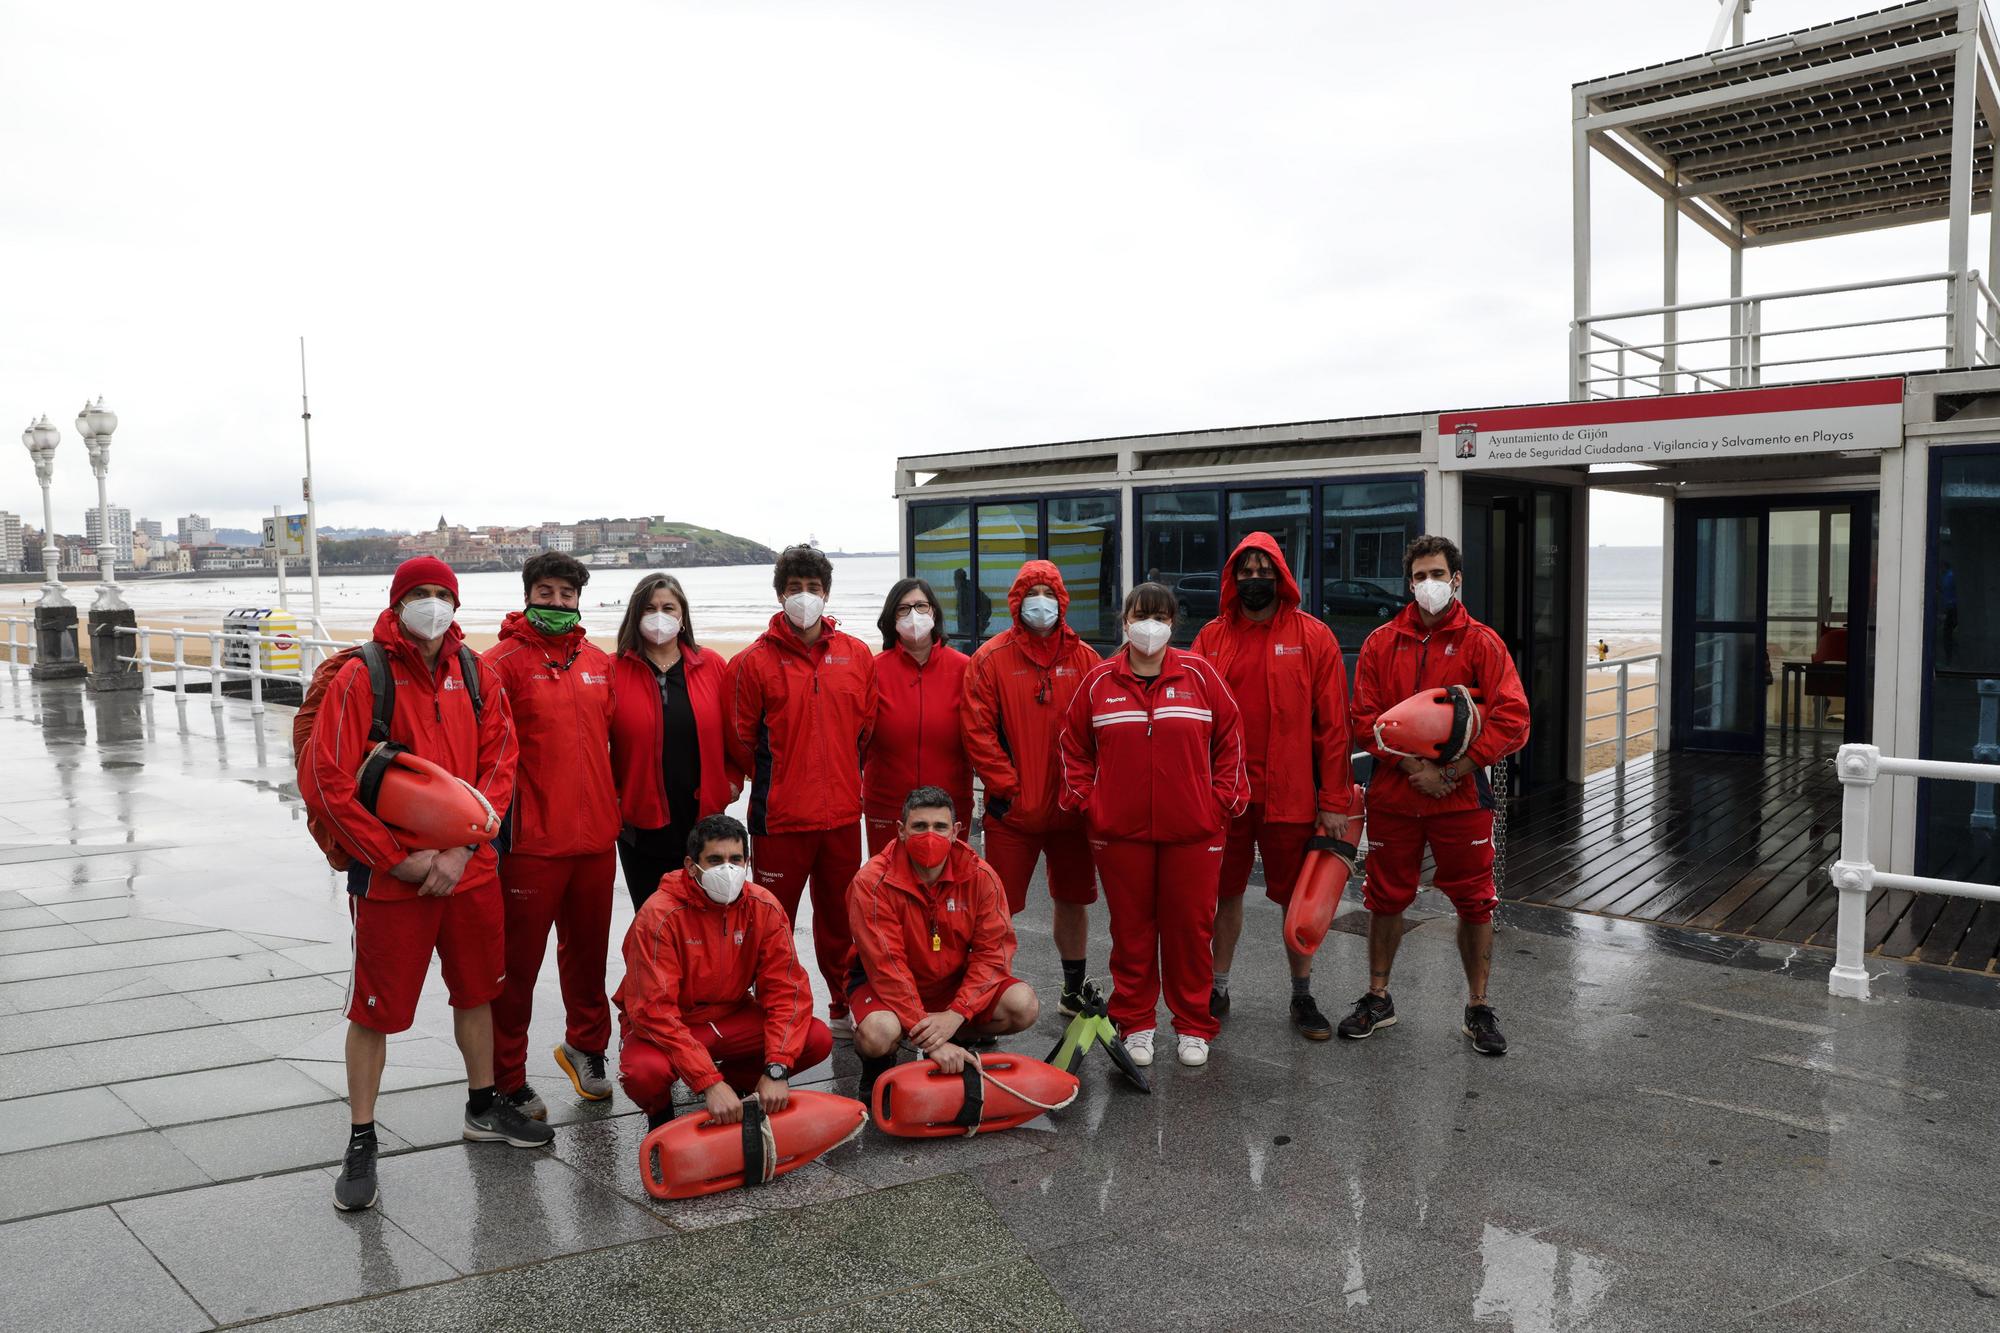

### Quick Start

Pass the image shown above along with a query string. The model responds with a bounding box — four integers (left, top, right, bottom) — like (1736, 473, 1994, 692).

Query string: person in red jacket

(1343, 535, 1530, 1055)
(482, 552, 620, 1121)
(864, 578, 972, 856)
(608, 573, 739, 911)
(961, 560, 1101, 1014)
(300, 556, 550, 1214)
(725, 544, 879, 1032)
(615, 813, 834, 1129)
(1191, 533, 1358, 1040)
(1060, 583, 1247, 1070)
(847, 786, 1039, 1096)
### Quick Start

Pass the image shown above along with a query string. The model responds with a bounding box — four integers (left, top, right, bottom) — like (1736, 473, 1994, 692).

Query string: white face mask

(1020, 594, 1059, 631)
(698, 862, 748, 905)
(1125, 619, 1172, 656)
(1413, 578, 1456, 615)
(896, 610, 935, 643)
(783, 591, 825, 630)
(641, 611, 681, 645)
(399, 596, 455, 641)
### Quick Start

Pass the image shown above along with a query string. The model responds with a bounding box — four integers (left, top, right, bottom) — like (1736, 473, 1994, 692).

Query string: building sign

(1437, 379, 1904, 472)
(263, 514, 308, 558)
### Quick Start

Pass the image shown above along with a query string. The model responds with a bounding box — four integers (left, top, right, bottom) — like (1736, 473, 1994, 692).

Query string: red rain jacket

(960, 561, 1101, 833)
(300, 608, 517, 897)
(609, 645, 737, 831)
(1191, 533, 1358, 825)
(481, 612, 618, 857)
(613, 869, 817, 1092)
(865, 642, 973, 826)
(725, 613, 878, 836)
(846, 837, 1016, 1027)
(1058, 646, 1248, 843)
(1351, 599, 1531, 817)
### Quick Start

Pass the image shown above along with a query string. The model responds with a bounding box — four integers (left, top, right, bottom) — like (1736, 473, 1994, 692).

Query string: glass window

(975, 503, 1038, 641)
(1139, 491, 1221, 644)
(1048, 496, 1119, 645)
(1320, 480, 1421, 655)
(911, 502, 971, 645)
(1226, 488, 1311, 589)
(1921, 451, 2000, 884)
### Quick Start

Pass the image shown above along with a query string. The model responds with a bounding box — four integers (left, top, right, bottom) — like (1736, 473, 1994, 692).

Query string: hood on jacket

(1007, 560, 1069, 621)
(758, 609, 843, 657)
(1384, 593, 1470, 640)
(370, 605, 467, 674)
(498, 608, 589, 652)
(1217, 531, 1301, 620)
(875, 836, 980, 901)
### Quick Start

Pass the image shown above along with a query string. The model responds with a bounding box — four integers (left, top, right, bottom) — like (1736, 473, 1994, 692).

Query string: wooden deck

(1497, 745, 2000, 974)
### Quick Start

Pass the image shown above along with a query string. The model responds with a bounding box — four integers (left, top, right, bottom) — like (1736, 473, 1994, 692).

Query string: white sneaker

(1177, 1035, 1210, 1067)
(827, 1012, 855, 1039)
(1123, 1029, 1155, 1068)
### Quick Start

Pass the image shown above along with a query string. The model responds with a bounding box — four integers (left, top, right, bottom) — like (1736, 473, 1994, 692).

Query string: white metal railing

(111, 623, 359, 716)
(1, 613, 31, 676)
(1584, 651, 1660, 772)
(1572, 271, 2000, 400)
(1828, 742, 2000, 1000)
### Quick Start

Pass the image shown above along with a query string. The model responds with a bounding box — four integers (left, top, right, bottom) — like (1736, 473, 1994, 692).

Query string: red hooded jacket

(613, 870, 817, 1092)
(1059, 646, 1248, 843)
(846, 837, 1016, 1028)
(481, 612, 617, 858)
(609, 644, 736, 831)
(725, 612, 878, 836)
(300, 608, 517, 897)
(1351, 598, 1531, 817)
(865, 642, 973, 826)
(960, 561, 1101, 833)
(1190, 533, 1358, 825)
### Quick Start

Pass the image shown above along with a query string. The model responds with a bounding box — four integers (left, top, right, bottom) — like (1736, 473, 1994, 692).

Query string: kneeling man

(615, 814, 834, 1128)
(848, 786, 1039, 1095)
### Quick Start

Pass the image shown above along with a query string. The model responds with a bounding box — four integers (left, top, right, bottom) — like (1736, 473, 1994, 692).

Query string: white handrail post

(250, 654, 264, 717)
(209, 631, 225, 711)
(1616, 663, 1630, 770)
(1569, 322, 1587, 401)
(171, 630, 186, 697)
(1828, 743, 1879, 999)
(136, 626, 149, 681)
(1747, 299, 1762, 385)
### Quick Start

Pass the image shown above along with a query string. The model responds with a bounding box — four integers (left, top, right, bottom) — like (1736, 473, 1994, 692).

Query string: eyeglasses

(896, 602, 934, 616)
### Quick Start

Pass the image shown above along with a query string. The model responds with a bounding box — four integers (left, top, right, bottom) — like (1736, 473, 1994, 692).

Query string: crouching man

(848, 786, 1039, 1097)
(614, 814, 834, 1129)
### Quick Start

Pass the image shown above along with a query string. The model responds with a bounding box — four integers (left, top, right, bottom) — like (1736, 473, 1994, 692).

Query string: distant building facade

(178, 514, 215, 547)
(83, 507, 134, 568)
(0, 512, 22, 572)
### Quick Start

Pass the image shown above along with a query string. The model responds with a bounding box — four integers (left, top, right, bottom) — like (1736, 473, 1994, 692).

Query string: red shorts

(346, 873, 505, 1034)
(1217, 806, 1314, 905)
(1360, 806, 1497, 924)
(847, 976, 1027, 1031)
(981, 817, 1097, 912)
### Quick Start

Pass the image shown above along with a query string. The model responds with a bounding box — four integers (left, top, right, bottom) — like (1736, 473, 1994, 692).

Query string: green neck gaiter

(525, 606, 581, 636)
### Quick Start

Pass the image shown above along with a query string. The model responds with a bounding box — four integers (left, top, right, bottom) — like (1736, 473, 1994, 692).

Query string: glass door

(1462, 480, 1573, 791)
(1673, 506, 1766, 752)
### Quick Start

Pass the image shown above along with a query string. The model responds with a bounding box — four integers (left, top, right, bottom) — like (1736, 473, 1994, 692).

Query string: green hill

(650, 522, 778, 567)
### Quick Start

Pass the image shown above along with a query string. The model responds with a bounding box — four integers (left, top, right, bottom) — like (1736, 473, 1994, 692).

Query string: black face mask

(1236, 577, 1278, 612)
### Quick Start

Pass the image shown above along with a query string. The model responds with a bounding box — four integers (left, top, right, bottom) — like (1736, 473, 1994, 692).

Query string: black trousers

(617, 814, 697, 912)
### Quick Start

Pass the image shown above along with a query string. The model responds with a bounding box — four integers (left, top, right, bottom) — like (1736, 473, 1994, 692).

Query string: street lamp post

(74, 397, 139, 691)
(19, 415, 85, 678)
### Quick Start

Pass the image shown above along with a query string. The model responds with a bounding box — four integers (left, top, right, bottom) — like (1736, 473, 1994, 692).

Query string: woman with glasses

(863, 578, 972, 856)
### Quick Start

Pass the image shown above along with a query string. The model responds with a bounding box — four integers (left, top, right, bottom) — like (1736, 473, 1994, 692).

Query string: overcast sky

(0, 2, 1966, 549)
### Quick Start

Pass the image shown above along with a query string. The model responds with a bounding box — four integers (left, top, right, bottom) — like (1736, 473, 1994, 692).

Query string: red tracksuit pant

(1217, 804, 1315, 905)
(1091, 836, 1225, 1040)
(494, 849, 616, 1093)
(618, 1003, 836, 1114)
(751, 823, 862, 1019)
(1361, 806, 1498, 923)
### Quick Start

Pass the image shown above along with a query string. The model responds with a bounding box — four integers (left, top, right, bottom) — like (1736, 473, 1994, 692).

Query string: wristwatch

(1441, 761, 1463, 782)
(764, 1063, 791, 1081)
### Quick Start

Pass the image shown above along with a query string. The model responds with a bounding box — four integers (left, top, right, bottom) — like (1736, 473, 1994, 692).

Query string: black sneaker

(1209, 987, 1231, 1020)
(857, 1053, 896, 1104)
(1463, 1004, 1508, 1056)
(1336, 992, 1397, 1040)
(465, 1096, 556, 1148)
(333, 1135, 378, 1212)
(1290, 993, 1332, 1041)
(503, 1084, 547, 1121)
(1058, 987, 1087, 1018)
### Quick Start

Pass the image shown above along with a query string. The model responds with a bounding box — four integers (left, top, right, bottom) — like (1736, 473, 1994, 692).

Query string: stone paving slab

(0, 1205, 212, 1332)
(0, 1129, 213, 1223)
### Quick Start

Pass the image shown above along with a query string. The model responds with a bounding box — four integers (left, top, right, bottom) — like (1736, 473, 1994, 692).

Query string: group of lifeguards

(300, 534, 1527, 1211)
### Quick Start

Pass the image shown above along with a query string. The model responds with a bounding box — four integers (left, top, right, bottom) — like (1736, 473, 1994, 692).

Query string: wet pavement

(3, 668, 2000, 1330)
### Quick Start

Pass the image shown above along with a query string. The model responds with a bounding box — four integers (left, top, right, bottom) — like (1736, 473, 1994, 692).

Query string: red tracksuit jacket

(1351, 599, 1531, 818)
(1058, 647, 1249, 844)
(845, 838, 1016, 1027)
(482, 612, 618, 857)
(865, 642, 973, 827)
(613, 870, 817, 1092)
(1190, 532, 1358, 825)
(609, 645, 737, 831)
(960, 561, 1101, 833)
(300, 609, 517, 897)
(725, 613, 879, 837)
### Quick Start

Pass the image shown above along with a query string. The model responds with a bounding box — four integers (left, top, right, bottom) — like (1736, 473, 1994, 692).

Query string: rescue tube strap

(740, 1096, 775, 1186)
(954, 1063, 985, 1134)
(355, 741, 410, 813)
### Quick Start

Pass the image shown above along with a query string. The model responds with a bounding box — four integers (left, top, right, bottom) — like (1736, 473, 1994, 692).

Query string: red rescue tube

(364, 747, 501, 850)
(872, 1054, 1079, 1138)
(1373, 684, 1483, 762)
(1283, 837, 1360, 957)
(638, 1089, 868, 1200)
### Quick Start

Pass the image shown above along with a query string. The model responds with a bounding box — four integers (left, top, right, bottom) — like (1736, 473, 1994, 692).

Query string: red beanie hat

(389, 555, 460, 608)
